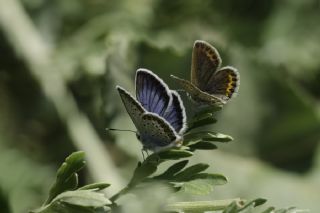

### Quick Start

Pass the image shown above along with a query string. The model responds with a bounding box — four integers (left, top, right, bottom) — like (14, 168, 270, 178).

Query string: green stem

(164, 199, 243, 213)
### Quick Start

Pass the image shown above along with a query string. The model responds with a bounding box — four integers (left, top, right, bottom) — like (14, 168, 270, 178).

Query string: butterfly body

(117, 69, 186, 152)
(171, 40, 240, 106)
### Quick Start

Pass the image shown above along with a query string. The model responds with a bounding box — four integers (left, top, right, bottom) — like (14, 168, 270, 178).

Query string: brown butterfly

(171, 40, 240, 106)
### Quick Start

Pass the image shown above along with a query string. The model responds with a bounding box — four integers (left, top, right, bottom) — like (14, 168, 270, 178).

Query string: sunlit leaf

(191, 173, 228, 185)
(31, 190, 111, 213)
(179, 179, 216, 195)
(54, 190, 111, 207)
(78, 183, 111, 191)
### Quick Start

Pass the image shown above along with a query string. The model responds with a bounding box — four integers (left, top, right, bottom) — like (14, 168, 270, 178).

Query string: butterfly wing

(191, 40, 222, 90)
(136, 68, 171, 117)
(170, 75, 225, 106)
(116, 86, 145, 129)
(163, 91, 187, 134)
(204, 66, 240, 99)
(140, 113, 181, 152)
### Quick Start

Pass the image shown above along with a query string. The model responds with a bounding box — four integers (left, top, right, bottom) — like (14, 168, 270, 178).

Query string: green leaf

(130, 160, 158, 185)
(184, 131, 233, 143)
(188, 113, 217, 131)
(31, 190, 111, 213)
(179, 179, 216, 195)
(173, 163, 209, 181)
(45, 151, 86, 204)
(191, 173, 228, 185)
(54, 190, 111, 207)
(189, 141, 218, 150)
(158, 149, 193, 160)
(153, 160, 189, 179)
(222, 201, 238, 213)
(57, 151, 86, 180)
(78, 183, 111, 191)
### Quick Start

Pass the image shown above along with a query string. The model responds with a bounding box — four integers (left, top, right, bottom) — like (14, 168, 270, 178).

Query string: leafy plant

(30, 106, 306, 213)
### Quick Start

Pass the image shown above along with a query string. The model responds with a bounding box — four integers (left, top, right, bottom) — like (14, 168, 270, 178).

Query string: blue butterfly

(117, 69, 187, 152)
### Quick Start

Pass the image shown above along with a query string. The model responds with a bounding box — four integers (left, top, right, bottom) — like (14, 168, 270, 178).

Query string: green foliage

(30, 106, 302, 213)
(31, 152, 111, 213)
(1, 0, 318, 212)
(45, 152, 86, 204)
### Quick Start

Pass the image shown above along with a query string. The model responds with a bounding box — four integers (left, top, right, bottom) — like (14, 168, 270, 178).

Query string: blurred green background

(0, 0, 319, 212)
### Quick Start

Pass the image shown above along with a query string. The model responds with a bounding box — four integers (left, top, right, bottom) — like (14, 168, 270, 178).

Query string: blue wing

(140, 112, 181, 152)
(116, 86, 145, 129)
(163, 91, 187, 134)
(135, 69, 171, 117)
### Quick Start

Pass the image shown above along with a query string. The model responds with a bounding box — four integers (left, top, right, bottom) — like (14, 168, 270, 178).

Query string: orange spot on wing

(226, 73, 236, 97)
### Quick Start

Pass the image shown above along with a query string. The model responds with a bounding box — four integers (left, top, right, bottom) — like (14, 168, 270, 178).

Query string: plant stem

(164, 198, 243, 213)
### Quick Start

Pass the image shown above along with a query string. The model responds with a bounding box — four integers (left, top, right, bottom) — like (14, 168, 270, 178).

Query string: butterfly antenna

(106, 128, 137, 133)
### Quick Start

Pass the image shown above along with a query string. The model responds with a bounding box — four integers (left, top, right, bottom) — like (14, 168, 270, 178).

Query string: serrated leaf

(184, 131, 233, 143)
(78, 183, 111, 191)
(222, 201, 238, 213)
(191, 173, 228, 185)
(45, 151, 86, 204)
(173, 163, 209, 181)
(189, 141, 218, 150)
(158, 149, 193, 160)
(154, 160, 189, 180)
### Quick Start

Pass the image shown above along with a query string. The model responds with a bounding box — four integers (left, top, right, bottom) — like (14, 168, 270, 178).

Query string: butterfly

(116, 68, 187, 152)
(171, 40, 240, 106)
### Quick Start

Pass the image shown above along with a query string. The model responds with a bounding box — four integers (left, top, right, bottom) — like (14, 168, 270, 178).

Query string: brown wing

(170, 75, 225, 106)
(205, 66, 240, 99)
(191, 40, 222, 90)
